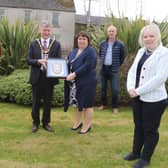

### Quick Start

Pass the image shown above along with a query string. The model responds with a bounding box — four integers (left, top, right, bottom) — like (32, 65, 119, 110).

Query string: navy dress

(64, 46, 97, 112)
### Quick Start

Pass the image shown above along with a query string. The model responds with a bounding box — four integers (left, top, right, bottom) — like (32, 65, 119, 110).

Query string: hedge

(0, 63, 133, 107)
(0, 69, 64, 107)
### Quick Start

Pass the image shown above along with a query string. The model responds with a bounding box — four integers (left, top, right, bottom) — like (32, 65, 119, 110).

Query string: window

(24, 10, 31, 23)
(0, 9, 5, 21)
(52, 12, 59, 27)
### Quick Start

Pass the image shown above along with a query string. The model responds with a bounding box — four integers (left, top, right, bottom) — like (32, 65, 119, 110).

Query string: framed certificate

(47, 58, 68, 78)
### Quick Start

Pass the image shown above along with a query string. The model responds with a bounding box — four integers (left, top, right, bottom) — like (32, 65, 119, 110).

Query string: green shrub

(0, 68, 167, 107)
(0, 68, 127, 107)
(0, 18, 39, 74)
(52, 80, 64, 107)
(0, 55, 15, 75)
(0, 69, 32, 104)
(0, 69, 64, 106)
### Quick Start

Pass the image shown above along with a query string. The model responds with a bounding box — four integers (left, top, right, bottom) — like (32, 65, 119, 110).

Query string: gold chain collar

(36, 38, 55, 55)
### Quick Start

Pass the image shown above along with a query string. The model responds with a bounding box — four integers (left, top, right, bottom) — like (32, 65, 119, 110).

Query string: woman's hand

(66, 72, 76, 81)
(128, 89, 138, 98)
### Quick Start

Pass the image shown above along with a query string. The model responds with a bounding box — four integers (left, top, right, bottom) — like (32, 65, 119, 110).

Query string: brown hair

(74, 31, 90, 48)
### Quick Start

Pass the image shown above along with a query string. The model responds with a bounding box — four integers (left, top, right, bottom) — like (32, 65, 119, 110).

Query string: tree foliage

(88, 14, 168, 55)
(0, 17, 39, 74)
(88, 14, 148, 55)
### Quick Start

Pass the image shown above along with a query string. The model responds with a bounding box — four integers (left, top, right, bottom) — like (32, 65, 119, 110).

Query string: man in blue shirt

(98, 25, 126, 113)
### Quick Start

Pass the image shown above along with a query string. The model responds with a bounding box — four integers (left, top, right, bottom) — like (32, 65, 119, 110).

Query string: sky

(74, 0, 168, 22)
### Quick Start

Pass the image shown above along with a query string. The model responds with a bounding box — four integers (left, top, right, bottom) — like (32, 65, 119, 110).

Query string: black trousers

(31, 72, 54, 126)
(131, 97, 167, 161)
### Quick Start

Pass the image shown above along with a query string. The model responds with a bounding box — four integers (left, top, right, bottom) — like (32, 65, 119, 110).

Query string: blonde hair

(138, 23, 161, 47)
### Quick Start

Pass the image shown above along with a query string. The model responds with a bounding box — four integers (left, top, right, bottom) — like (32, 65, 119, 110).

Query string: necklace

(145, 49, 153, 56)
(77, 49, 83, 56)
(36, 39, 55, 58)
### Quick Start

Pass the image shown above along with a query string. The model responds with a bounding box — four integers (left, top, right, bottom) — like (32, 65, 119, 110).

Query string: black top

(135, 50, 152, 88)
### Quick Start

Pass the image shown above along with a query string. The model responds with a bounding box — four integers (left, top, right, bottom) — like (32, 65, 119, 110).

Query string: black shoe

(43, 125, 54, 132)
(124, 152, 140, 161)
(71, 123, 83, 131)
(133, 159, 149, 168)
(32, 125, 39, 133)
(78, 127, 91, 134)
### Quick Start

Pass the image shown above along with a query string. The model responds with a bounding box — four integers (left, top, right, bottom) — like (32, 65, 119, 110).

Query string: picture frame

(47, 58, 68, 78)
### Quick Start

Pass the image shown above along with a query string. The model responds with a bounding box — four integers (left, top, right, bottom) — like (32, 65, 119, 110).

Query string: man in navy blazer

(98, 25, 126, 113)
(27, 20, 61, 133)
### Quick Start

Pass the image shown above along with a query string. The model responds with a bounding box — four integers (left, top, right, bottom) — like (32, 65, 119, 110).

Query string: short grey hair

(138, 23, 161, 47)
(40, 20, 52, 27)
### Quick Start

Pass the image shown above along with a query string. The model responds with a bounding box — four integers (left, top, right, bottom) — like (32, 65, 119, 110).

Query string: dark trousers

(31, 72, 54, 126)
(131, 97, 167, 161)
(100, 65, 119, 108)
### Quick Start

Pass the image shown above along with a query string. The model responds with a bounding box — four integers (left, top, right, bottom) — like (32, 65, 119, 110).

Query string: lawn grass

(0, 103, 168, 168)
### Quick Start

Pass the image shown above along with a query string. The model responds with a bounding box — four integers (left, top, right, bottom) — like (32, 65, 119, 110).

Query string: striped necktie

(43, 40, 47, 50)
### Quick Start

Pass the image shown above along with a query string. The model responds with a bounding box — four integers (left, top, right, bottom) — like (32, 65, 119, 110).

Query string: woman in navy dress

(64, 31, 97, 134)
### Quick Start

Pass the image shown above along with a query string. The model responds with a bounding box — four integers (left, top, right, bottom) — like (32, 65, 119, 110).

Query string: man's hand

(38, 59, 47, 66)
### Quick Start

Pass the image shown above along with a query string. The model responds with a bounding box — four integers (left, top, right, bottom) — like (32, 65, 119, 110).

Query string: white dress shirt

(41, 38, 50, 48)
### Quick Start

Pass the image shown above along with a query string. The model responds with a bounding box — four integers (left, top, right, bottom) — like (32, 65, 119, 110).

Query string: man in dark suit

(27, 20, 61, 133)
